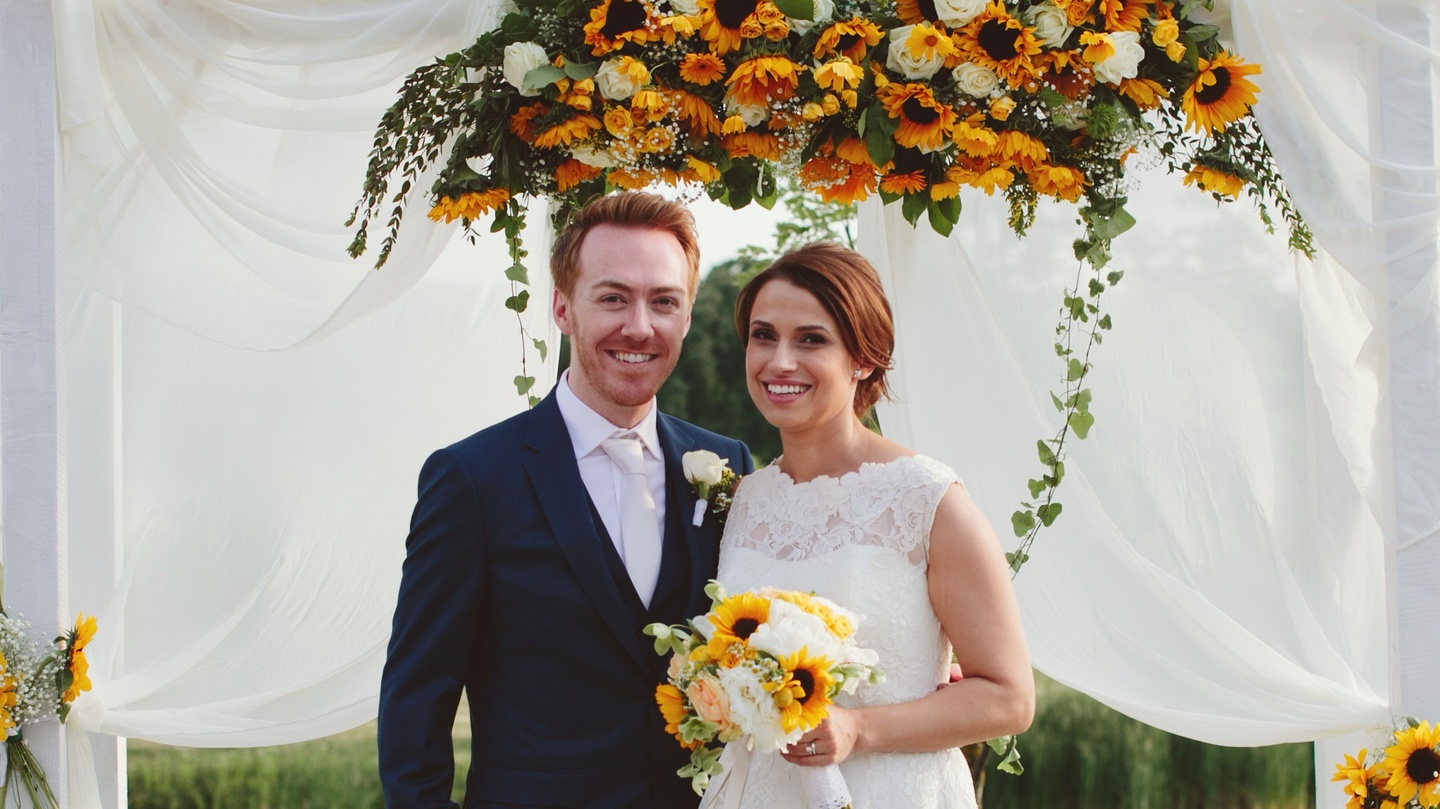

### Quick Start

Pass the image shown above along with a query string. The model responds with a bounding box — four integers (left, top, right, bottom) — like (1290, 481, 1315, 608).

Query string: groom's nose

(620, 303, 654, 339)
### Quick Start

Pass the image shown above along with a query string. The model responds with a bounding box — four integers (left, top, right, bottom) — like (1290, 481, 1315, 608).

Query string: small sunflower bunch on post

(644, 581, 883, 806)
(0, 599, 98, 809)
(1333, 718, 1440, 809)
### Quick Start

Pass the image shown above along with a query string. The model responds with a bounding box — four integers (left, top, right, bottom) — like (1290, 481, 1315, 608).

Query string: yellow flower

(997, 129, 1047, 170)
(880, 83, 957, 152)
(948, 157, 1013, 195)
(773, 650, 836, 733)
(1333, 749, 1389, 809)
(905, 22, 958, 64)
(1, 652, 18, 741)
(721, 114, 749, 134)
(631, 88, 669, 121)
(655, 683, 699, 748)
(1118, 77, 1168, 110)
(834, 137, 875, 166)
(698, 0, 770, 55)
(1080, 30, 1114, 64)
(954, 2, 1043, 89)
(725, 55, 804, 108)
(509, 102, 547, 143)
(1030, 163, 1087, 201)
(679, 52, 727, 85)
(534, 114, 603, 149)
(952, 120, 998, 157)
(1384, 722, 1440, 809)
(1151, 18, 1179, 48)
(930, 180, 960, 200)
(1183, 165, 1245, 198)
(706, 592, 770, 658)
(660, 13, 701, 40)
(556, 159, 604, 192)
(584, 0, 658, 55)
(1055, 0, 1095, 26)
(681, 156, 722, 183)
(801, 153, 877, 205)
(608, 167, 655, 189)
(1183, 51, 1262, 135)
(1165, 39, 1186, 61)
(604, 105, 636, 136)
(427, 188, 511, 223)
(560, 78, 597, 111)
(821, 94, 841, 115)
(61, 612, 99, 703)
(989, 96, 1017, 120)
(1100, 0, 1148, 32)
(814, 57, 865, 92)
(666, 88, 724, 135)
(639, 126, 676, 153)
(802, 102, 825, 121)
(723, 131, 784, 160)
(813, 18, 883, 61)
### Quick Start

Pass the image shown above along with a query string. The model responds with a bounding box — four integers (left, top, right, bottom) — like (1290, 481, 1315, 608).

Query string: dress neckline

(769, 453, 922, 487)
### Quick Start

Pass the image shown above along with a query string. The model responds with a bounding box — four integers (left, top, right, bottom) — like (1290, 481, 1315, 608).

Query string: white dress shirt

(556, 371, 668, 564)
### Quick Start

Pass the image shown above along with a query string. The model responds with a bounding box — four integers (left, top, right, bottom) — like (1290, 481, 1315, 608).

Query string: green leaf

(563, 60, 600, 80)
(528, 395, 541, 408)
(1098, 314, 1113, 330)
(1106, 270, 1124, 286)
(1036, 440, 1056, 466)
(1065, 388, 1092, 412)
(1027, 478, 1046, 499)
(505, 263, 529, 284)
(1088, 278, 1105, 297)
(926, 199, 955, 237)
(901, 193, 927, 227)
(1089, 207, 1136, 241)
(522, 64, 567, 94)
(1037, 502, 1063, 526)
(1051, 392, 1064, 411)
(533, 338, 548, 362)
(1011, 509, 1037, 538)
(1068, 410, 1095, 439)
(504, 290, 530, 312)
(1187, 23, 1221, 41)
(1066, 358, 1086, 381)
(862, 104, 897, 166)
(772, 0, 815, 19)
(514, 375, 537, 395)
(1005, 550, 1029, 571)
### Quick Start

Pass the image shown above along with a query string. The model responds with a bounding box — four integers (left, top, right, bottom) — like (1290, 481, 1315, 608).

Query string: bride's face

(744, 279, 860, 434)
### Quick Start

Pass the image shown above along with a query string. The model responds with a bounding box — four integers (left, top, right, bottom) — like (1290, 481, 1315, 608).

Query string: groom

(378, 192, 752, 809)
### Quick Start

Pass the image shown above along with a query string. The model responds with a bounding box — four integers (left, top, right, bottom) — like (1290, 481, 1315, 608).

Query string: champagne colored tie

(600, 433, 662, 607)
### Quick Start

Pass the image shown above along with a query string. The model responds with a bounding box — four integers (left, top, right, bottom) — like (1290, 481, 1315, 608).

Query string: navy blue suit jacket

(379, 390, 752, 809)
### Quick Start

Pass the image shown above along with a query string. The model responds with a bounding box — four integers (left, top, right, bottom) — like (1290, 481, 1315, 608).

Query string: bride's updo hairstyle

(734, 242, 895, 418)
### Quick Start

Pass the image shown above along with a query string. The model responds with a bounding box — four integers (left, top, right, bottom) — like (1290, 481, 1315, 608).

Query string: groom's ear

(553, 287, 574, 336)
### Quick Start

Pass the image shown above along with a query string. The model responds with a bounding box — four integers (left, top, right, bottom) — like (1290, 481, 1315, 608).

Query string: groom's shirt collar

(556, 370, 661, 460)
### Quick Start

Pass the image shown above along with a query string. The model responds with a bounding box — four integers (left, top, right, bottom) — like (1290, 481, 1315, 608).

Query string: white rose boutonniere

(682, 450, 740, 527)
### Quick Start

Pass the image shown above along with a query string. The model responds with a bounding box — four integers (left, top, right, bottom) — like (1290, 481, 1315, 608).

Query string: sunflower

(772, 650, 837, 733)
(724, 131, 784, 160)
(1384, 722, 1440, 808)
(801, 154, 877, 204)
(1332, 749, 1394, 809)
(428, 188, 511, 223)
(725, 55, 804, 108)
(697, 0, 768, 55)
(706, 591, 771, 659)
(680, 155, 723, 183)
(814, 57, 865, 91)
(606, 167, 657, 189)
(1, 654, 18, 740)
(948, 157, 1014, 194)
(880, 83, 957, 152)
(814, 18, 884, 61)
(534, 114, 604, 149)
(61, 613, 98, 703)
(1182, 164, 1244, 198)
(1118, 77, 1168, 109)
(666, 88, 724, 135)
(555, 159, 604, 192)
(679, 52, 727, 85)
(638, 125, 676, 153)
(996, 129, 1048, 170)
(955, 2, 1043, 88)
(1099, 0, 1148, 32)
(1182, 51, 1262, 135)
(584, 0, 658, 55)
(655, 683, 700, 748)
(1029, 163, 1087, 201)
(895, 0, 940, 25)
(952, 119, 998, 157)
(509, 102, 548, 143)
(880, 169, 928, 195)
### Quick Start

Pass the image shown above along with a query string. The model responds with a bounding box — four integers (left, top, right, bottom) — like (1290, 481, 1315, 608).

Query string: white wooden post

(0, 0, 68, 804)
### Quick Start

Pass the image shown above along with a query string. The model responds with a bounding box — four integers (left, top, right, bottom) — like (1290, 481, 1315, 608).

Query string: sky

(656, 190, 789, 273)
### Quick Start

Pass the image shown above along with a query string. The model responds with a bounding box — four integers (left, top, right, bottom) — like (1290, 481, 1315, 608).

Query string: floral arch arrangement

(348, 0, 1314, 570)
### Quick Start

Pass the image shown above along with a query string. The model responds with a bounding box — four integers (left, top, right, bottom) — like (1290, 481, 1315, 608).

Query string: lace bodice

(711, 455, 977, 809)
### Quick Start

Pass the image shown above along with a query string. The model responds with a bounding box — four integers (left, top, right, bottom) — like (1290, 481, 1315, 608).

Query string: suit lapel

(657, 415, 718, 619)
(523, 394, 652, 676)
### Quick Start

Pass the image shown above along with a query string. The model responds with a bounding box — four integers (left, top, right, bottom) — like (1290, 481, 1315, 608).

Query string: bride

(704, 242, 1034, 808)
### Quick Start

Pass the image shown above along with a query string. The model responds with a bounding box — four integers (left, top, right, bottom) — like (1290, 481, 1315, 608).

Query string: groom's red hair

(550, 192, 701, 300)
(734, 242, 895, 418)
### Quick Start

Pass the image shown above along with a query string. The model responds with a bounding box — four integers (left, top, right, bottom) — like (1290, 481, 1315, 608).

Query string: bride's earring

(852, 369, 862, 379)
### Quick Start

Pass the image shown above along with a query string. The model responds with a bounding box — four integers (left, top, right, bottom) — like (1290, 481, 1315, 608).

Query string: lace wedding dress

(708, 455, 978, 809)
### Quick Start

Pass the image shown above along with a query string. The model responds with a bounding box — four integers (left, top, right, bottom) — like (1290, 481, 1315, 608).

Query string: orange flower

(724, 131, 783, 159)
(555, 159, 604, 191)
(1029, 163, 1087, 201)
(954, 2, 1043, 88)
(1183, 164, 1245, 198)
(428, 188, 511, 223)
(879, 83, 957, 152)
(666, 88, 725, 135)
(725, 55, 804, 108)
(1054, 0, 1095, 26)
(948, 157, 1014, 194)
(880, 170, 927, 195)
(813, 18, 883, 61)
(1183, 51, 1262, 135)
(698, 0, 768, 55)
(814, 57, 865, 92)
(608, 167, 656, 189)
(996, 129, 1047, 170)
(952, 119, 998, 157)
(534, 114, 603, 148)
(604, 105, 635, 136)
(1118, 77, 1168, 109)
(679, 52, 727, 85)
(1099, 0, 1148, 32)
(584, 0, 658, 55)
(509, 102, 547, 143)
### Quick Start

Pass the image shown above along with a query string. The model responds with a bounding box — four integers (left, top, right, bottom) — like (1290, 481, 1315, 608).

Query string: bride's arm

(783, 483, 1034, 763)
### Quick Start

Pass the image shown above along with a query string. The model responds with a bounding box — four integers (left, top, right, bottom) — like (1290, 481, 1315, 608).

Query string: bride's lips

(762, 380, 810, 403)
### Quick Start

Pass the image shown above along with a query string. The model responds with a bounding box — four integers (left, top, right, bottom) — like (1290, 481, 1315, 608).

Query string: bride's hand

(780, 707, 862, 767)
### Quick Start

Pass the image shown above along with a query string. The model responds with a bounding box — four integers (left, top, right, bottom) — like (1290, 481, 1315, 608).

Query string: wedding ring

(805, 741, 817, 756)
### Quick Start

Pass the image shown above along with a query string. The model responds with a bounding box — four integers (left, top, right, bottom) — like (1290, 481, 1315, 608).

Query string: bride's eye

(750, 328, 775, 341)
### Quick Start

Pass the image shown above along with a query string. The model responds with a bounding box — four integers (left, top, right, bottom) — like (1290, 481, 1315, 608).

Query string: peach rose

(686, 674, 732, 730)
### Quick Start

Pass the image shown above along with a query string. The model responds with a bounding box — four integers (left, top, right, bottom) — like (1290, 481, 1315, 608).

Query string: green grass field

(127, 676, 1314, 809)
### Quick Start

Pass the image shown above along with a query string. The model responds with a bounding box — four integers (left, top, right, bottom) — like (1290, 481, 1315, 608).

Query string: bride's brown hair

(734, 242, 895, 418)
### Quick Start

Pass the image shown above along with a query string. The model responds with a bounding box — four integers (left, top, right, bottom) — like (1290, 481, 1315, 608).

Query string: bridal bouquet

(0, 599, 97, 809)
(1332, 718, 1440, 809)
(645, 581, 883, 806)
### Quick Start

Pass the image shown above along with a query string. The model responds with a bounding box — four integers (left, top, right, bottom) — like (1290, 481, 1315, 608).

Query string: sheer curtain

(56, 1, 555, 805)
(49, 0, 1437, 807)
(869, 1, 1437, 806)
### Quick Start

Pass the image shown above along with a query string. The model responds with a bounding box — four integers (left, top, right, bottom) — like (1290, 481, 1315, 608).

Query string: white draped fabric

(30, 0, 1437, 806)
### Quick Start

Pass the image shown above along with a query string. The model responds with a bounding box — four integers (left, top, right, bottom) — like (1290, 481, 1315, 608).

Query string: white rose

(728, 100, 768, 127)
(951, 62, 1000, 97)
(683, 449, 729, 487)
(747, 599, 842, 662)
(666, 0, 700, 14)
(595, 58, 643, 100)
(502, 42, 550, 97)
(885, 25, 946, 81)
(931, 0, 986, 28)
(570, 145, 616, 168)
(718, 666, 792, 749)
(1092, 30, 1145, 85)
(1025, 2, 1074, 47)
(786, 0, 835, 36)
